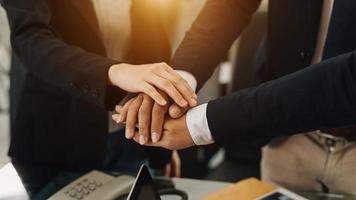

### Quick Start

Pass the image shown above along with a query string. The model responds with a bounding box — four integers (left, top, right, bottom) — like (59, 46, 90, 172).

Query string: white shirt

(187, 0, 335, 145)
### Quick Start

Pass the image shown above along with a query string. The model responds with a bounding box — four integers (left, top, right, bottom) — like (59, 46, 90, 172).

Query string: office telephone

(48, 170, 135, 200)
(48, 165, 188, 200)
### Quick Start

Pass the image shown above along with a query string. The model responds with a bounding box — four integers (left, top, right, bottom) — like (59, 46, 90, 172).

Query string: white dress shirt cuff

(175, 70, 197, 91)
(186, 103, 215, 145)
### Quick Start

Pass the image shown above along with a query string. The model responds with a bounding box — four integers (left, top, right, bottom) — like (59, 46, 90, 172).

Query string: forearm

(4, 0, 124, 109)
(207, 51, 356, 144)
(171, 0, 262, 89)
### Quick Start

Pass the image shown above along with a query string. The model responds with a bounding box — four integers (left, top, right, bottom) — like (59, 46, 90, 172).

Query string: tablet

(126, 165, 161, 200)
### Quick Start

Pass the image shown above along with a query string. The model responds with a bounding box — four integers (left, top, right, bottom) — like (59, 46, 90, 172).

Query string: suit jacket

(4, 0, 171, 170)
(172, 0, 356, 145)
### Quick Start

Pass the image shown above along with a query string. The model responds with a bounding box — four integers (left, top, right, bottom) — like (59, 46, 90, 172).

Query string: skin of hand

(112, 92, 197, 145)
(140, 114, 195, 150)
(112, 87, 197, 145)
(108, 62, 197, 107)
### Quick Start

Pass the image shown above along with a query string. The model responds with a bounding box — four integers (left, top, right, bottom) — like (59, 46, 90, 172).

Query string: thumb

(168, 103, 188, 118)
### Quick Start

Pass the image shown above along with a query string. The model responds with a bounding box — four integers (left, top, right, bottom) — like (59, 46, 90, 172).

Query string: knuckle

(159, 62, 167, 67)
(137, 94, 144, 101)
(161, 80, 171, 88)
(173, 75, 184, 84)
(162, 62, 170, 69)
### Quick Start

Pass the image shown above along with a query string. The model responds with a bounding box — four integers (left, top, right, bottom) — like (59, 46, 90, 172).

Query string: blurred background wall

(0, 5, 10, 167)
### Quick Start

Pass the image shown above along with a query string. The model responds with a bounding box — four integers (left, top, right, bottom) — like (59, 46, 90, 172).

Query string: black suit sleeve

(171, 0, 262, 89)
(3, 0, 124, 109)
(207, 52, 356, 145)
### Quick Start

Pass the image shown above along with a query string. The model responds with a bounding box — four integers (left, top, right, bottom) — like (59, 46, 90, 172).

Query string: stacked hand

(112, 93, 195, 150)
(108, 62, 197, 176)
(109, 62, 197, 145)
(108, 62, 197, 107)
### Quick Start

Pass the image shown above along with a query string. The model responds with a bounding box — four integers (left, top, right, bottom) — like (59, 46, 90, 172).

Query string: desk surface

(2, 162, 356, 200)
(168, 178, 231, 200)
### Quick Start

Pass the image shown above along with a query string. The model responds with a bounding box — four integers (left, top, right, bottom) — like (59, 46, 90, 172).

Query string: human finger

(125, 95, 143, 139)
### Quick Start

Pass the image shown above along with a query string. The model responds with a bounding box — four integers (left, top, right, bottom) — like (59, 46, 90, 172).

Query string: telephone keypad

(62, 177, 105, 199)
(48, 170, 128, 200)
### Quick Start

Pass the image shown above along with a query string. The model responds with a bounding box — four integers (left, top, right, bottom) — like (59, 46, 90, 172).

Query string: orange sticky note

(201, 178, 277, 200)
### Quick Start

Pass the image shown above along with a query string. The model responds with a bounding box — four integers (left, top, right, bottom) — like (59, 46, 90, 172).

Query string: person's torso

(10, 0, 109, 169)
(11, 0, 174, 169)
(264, 0, 356, 81)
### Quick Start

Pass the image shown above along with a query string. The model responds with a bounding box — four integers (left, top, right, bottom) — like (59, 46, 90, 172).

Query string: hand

(141, 115, 195, 150)
(112, 92, 196, 145)
(113, 92, 168, 145)
(108, 62, 197, 107)
(163, 150, 181, 177)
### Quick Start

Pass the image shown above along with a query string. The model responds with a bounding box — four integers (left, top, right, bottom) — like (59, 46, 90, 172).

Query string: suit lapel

(71, 0, 102, 41)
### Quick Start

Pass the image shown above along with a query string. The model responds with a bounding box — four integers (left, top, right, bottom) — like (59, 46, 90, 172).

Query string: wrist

(108, 64, 118, 85)
(108, 63, 129, 85)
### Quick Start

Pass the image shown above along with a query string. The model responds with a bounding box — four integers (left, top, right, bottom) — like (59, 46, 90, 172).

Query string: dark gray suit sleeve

(207, 52, 356, 145)
(171, 0, 262, 89)
(3, 0, 124, 109)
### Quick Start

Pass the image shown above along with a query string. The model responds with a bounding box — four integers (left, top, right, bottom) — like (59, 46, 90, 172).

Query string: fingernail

(125, 129, 130, 139)
(193, 94, 198, 99)
(190, 98, 197, 106)
(173, 106, 181, 116)
(112, 115, 117, 121)
(115, 105, 122, 112)
(126, 128, 134, 139)
(152, 132, 160, 143)
(180, 99, 188, 107)
(139, 135, 147, 145)
(161, 100, 167, 105)
(116, 115, 122, 123)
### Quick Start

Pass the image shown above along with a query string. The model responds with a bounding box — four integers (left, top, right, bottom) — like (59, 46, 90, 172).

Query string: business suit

(3, 0, 171, 174)
(172, 0, 356, 150)
(172, 0, 356, 192)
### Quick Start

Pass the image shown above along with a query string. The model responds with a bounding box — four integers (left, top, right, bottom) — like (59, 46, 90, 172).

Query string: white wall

(0, 5, 10, 167)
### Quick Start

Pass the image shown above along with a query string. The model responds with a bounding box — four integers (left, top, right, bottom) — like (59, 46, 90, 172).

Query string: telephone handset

(48, 170, 135, 200)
